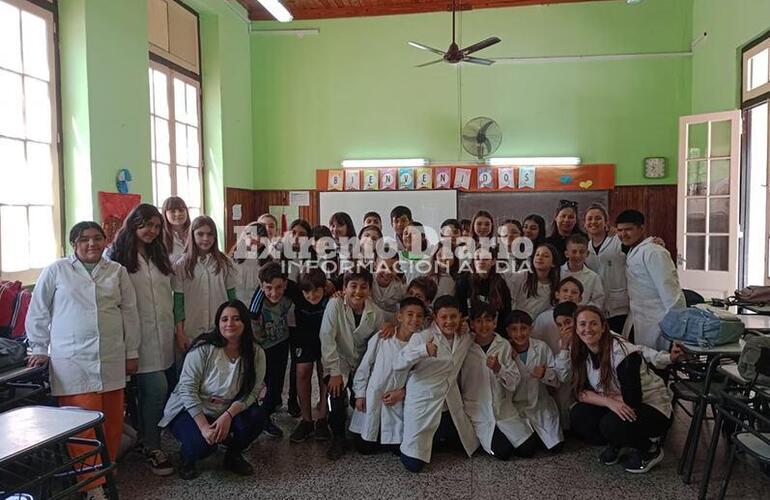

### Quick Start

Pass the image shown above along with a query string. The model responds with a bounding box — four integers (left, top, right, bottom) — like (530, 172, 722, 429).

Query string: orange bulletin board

(315, 164, 615, 192)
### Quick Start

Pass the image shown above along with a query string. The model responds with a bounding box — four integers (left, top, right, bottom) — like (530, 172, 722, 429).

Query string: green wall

(691, 0, 770, 114)
(250, 0, 693, 188)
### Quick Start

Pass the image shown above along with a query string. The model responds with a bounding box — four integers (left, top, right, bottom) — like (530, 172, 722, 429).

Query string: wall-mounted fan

(462, 117, 501, 160)
(409, 0, 501, 67)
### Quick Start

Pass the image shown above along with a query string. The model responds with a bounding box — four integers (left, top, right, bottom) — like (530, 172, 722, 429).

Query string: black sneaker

(178, 461, 198, 480)
(314, 418, 331, 441)
(223, 452, 254, 476)
(599, 445, 621, 465)
(264, 417, 284, 439)
(290, 420, 315, 443)
(623, 446, 664, 474)
(287, 397, 301, 418)
(326, 437, 347, 460)
(144, 448, 174, 476)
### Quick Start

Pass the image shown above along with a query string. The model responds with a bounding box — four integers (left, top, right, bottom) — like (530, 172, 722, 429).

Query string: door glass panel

(686, 236, 706, 271)
(709, 236, 729, 272)
(709, 159, 730, 195)
(687, 122, 708, 159)
(749, 48, 769, 91)
(686, 198, 706, 233)
(709, 197, 730, 233)
(710, 120, 732, 157)
(746, 103, 768, 285)
(687, 161, 707, 195)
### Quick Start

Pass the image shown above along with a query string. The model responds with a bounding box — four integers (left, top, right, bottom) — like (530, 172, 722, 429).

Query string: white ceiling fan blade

(416, 58, 445, 68)
(408, 41, 446, 56)
(464, 56, 495, 66)
(461, 37, 501, 56)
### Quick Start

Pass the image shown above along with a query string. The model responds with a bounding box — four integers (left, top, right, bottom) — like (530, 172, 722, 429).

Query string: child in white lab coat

(508, 243, 561, 320)
(229, 222, 271, 305)
(350, 296, 427, 454)
(506, 310, 564, 452)
(460, 301, 538, 460)
(394, 295, 479, 473)
(531, 277, 583, 355)
(162, 196, 190, 264)
(371, 256, 406, 323)
(560, 233, 605, 309)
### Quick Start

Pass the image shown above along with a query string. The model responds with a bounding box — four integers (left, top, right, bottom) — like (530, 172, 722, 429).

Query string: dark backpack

(0, 337, 26, 371)
(738, 335, 770, 387)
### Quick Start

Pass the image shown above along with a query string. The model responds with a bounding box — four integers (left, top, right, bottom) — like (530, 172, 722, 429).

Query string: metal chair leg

(698, 409, 724, 500)
(682, 395, 707, 483)
(93, 423, 119, 500)
(717, 443, 737, 500)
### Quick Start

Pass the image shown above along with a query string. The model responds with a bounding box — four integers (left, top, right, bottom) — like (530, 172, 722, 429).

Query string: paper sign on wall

(328, 169, 344, 191)
(518, 166, 536, 189)
(398, 168, 415, 190)
(498, 167, 515, 189)
(454, 168, 471, 190)
(415, 168, 432, 189)
(363, 169, 379, 190)
(232, 204, 242, 221)
(289, 191, 310, 207)
(477, 167, 494, 190)
(380, 168, 397, 190)
(435, 167, 452, 189)
(345, 169, 361, 190)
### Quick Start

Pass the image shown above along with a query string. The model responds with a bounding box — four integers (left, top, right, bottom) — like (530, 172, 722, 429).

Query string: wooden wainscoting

(608, 184, 678, 259)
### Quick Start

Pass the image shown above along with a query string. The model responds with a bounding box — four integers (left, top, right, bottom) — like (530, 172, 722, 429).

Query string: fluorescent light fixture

(487, 157, 582, 166)
(257, 0, 293, 23)
(341, 158, 428, 168)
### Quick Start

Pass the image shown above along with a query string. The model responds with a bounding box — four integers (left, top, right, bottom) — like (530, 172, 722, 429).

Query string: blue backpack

(660, 305, 744, 348)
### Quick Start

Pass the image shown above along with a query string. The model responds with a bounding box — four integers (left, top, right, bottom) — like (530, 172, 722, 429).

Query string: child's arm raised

(494, 341, 522, 392)
(540, 349, 561, 388)
(391, 330, 434, 388)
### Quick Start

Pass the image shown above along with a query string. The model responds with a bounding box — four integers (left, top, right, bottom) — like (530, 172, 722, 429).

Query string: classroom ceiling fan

(409, 0, 501, 67)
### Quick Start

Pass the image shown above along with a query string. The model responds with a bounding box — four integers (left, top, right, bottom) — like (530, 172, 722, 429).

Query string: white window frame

(0, 0, 62, 285)
(743, 37, 770, 103)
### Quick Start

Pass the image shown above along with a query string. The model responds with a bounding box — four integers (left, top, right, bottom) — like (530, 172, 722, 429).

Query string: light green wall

(691, 0, 770, 114)
(250, 0, 693, 188)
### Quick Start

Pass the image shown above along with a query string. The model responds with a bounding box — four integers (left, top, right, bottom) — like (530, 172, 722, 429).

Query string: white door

(677, 111, 741, 299)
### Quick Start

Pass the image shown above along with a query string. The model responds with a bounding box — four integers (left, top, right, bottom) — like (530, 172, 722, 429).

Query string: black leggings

(489, 427, 539, 460)
(324, 374, 354, 438)
(570, 402, 671, 451)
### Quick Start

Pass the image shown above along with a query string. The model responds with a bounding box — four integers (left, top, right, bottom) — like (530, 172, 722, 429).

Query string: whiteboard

(319, 190, 457, 245)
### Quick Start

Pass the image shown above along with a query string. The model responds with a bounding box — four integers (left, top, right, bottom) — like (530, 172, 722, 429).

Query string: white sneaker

(85, 486, 108, 500)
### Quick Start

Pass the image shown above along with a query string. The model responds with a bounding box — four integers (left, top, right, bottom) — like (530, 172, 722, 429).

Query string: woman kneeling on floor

(559, 305, 673, 474)
(159, 300, 267, 479)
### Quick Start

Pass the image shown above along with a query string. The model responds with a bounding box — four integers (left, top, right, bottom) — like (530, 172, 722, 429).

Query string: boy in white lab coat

(560, 234, 605, 309)
(320, 268, 385, 460)
(615, 209, 686, 350)
(507, 310, 564, 452)
(371, 256, 407, 323)
(531, 277, 583, 355)
(460, 301, 538, 460)
(349, 296, 427, 454)
(394, 295, 479, 473)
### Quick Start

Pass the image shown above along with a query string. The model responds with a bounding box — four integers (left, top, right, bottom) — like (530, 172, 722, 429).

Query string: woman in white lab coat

(109, 204, 175, 475)
(506, 310, 565, 451)
(162, 196, 190, 265)
(393, 295, 479, 472)
(26, 221, 140, 498)
(172, 215, 237, 351)
(460, 302, 537, 460)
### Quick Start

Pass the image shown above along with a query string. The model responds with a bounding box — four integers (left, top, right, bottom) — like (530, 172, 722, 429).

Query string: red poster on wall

(98, 191, 141, 244)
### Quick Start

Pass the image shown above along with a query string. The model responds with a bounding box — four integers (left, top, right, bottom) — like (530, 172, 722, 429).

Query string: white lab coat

(128, 256, 174, 374)
(460, 334, 534, 455)
(585, 234, 629, 318)
(233, 258, 263, 305)
(560, 263, 605, 309)
(371, 279, 406, 324)
(169, 231, 186, 265)
(319, 297, 384, 383)
(26, 256, 141, 396)
(625, 237, 686, 350)
(393, 324, 479, 463)
(512, 337, 563, 449)
(172, 255, 236, 341)
(530, 310, 573, 429)
(505, 271, 553, 320)
(349, 334, 408, 444)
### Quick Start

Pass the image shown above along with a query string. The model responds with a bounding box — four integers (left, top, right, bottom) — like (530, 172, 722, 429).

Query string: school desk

(736, 314, 770, 332)
(0, 364, 47, 411)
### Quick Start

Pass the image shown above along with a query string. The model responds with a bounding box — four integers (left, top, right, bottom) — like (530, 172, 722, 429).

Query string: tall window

(0, 0, 60, 283)
(147, 0, 202, 217)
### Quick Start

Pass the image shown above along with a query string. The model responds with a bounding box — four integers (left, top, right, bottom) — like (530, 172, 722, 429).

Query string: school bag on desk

(660, 304, 744, 348)
(728, 285, 770, 306)
(738, 335, 770, 387)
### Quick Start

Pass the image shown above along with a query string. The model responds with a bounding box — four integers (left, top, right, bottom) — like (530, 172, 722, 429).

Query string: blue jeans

(169, 405, 268, 464)
(135, 371, 168, 451)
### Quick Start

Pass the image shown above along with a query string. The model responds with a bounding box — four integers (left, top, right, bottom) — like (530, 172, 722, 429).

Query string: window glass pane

(175, 121, 188, 166)
(686, 160, 707, 196)
(709, 159, 730, 195)
(686, 198, 706, 233)
(148, 68, 154, 115)
(174, 78, 186, 124)
(21, 11, 49, 81)
(186, 83, 198, 126)
(188, 167, 201, 208)
(28, 205, 54, 268)
(0, 137, 26, 204)
(0, 2, 22, 72)
(154, 117, 170, 164)
(156, 163, 171, 203)
(0, 69, 24, 138)
(687, 122, 707, 159)
(152, 70, 168, 119)
(749, 48, 769, 91)
(710, 120, 732, 158)
(709, 197, 730, 234)
(709, 236, 729, 272)
(187, 126, 199, 168)
(188, 207, 200, 220)
(26, 141, 52, 205)
(0, 205, 29, 273)
(24, 76, 51, 142)
(746, 103, 768, 285)
(176, 166, 189, 201)
(685, 236, 705, 271)
(150, 116, 156, 160)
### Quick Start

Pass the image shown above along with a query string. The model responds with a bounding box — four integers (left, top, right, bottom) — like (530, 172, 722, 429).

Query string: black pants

(607, 315, 628, 336)
(324, 374, 354, 438)
(401, 411, 462, 473)
(288, 348, 297, 403)
(489, 427, 539, 460)
(261, 340, 290, 414)
(569, 402, 671, 451)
